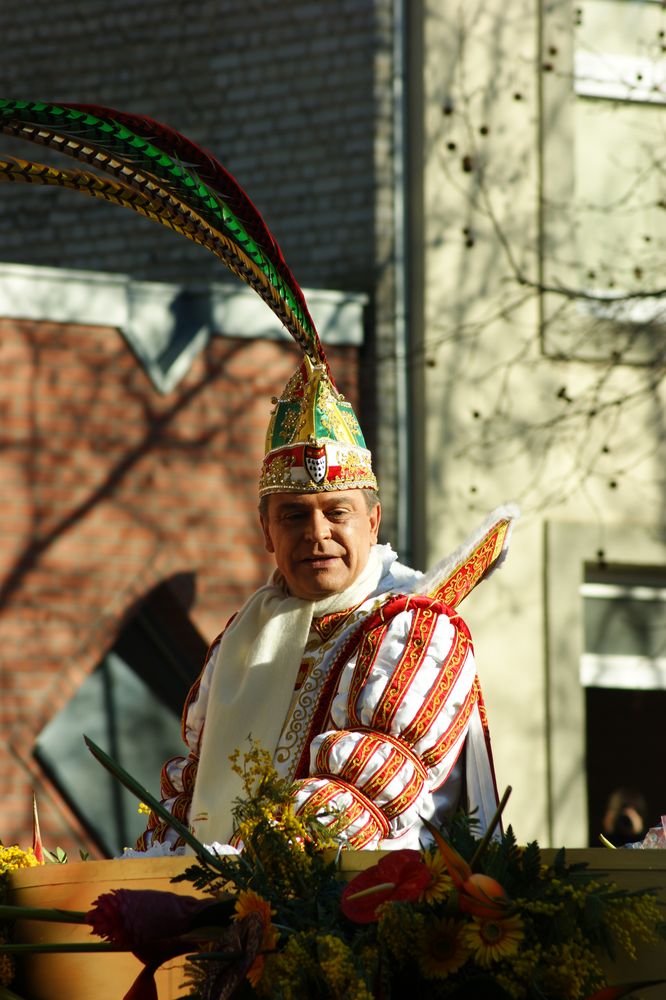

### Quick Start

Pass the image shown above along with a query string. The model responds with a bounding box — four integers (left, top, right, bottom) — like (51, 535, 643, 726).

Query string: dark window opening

(35, 574, 207, 857)
(586, 687, 665, 847)
(583, 561, 666, 846)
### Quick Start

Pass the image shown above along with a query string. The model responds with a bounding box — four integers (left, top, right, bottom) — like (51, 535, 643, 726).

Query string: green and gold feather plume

(0, 99, 331, 379)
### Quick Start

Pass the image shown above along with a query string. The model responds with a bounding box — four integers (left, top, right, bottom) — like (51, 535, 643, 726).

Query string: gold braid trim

(429, 519, 511, 608)
(421, 677, 479, 770)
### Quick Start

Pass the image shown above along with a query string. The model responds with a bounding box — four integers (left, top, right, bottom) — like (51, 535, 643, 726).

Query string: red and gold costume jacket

(137, 509, 515, 852)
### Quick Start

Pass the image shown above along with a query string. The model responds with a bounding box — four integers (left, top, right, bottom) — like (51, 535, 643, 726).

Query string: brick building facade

(0, 0, 400, 856)
(1, 299, 362, 857)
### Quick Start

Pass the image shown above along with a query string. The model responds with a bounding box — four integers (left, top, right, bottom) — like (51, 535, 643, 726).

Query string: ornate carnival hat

(260, 356, 376, 495)
(0, 100, 376, 496)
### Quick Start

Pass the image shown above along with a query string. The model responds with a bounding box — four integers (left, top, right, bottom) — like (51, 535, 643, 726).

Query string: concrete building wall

(414, 0, 666, 845)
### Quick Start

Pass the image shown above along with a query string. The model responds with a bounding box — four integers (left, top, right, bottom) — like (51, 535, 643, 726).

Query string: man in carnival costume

(0, 100, 517, 852)
(136, 355, 516, 851)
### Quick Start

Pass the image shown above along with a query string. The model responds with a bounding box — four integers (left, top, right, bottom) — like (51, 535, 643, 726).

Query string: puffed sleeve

(135, 637, 222, 850)
(290, 596, 484, 849)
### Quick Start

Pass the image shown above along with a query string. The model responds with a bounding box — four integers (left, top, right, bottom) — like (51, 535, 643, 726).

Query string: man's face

(259, 490, 381, 601)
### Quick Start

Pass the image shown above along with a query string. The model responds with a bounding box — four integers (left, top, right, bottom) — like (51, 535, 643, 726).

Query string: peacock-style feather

(0, 155, 291, 291)
(0, 157, 202, 237)
(0, 99, 331, 379)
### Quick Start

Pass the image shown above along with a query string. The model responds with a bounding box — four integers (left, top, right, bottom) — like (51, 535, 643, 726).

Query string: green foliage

(42, 847, 67, 865)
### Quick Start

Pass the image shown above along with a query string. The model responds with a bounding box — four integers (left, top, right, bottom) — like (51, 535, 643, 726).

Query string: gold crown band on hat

(259, 358, 377, 497)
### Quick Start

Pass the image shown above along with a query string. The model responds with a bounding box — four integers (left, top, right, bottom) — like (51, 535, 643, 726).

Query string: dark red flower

(87, 889, 219, 1000)
(585, 982, 666, 1000)
(341, 849, 432, 923)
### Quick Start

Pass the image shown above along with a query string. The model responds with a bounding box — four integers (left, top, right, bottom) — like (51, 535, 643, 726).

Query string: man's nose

(305, 511, 331, 542)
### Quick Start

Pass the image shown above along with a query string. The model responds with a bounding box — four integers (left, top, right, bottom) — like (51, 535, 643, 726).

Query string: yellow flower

(377, 903, 424, 963)
(0, 845, 40, 875)
(0, 953, 13, 989)
(463, 913, 523, 967)
(233, 889, 279, 987)
(317, 934, 372, 999)
(257, 932, 319, 998)
(417, 917, 470, 979)
(137, 802, 151, 816)
(419, 850, 454, 904)
(535, 940, 603, 999)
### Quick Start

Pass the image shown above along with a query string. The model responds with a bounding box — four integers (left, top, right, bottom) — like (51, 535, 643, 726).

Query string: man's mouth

(303, 555, 338, 568)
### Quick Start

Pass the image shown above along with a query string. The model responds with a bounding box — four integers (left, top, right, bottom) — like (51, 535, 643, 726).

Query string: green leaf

(42, 846, 68, 865)
(0, 904, 87, 924)
(83, 735, 225, 872)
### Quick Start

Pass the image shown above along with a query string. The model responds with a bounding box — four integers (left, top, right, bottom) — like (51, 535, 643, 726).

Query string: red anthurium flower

(341, 849, 432, 923)
(87, 889, 219, 1000)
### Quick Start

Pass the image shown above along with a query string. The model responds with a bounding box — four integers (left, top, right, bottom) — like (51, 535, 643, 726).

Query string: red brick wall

(0, 317, 360, 857)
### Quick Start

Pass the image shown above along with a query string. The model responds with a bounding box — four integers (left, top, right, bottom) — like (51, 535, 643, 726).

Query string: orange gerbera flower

(233, 889, 279, 987)
(417, 917, 470, 979)
(462, 913, 523, 967)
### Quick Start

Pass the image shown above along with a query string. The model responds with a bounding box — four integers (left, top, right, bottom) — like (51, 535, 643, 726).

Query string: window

(581, 564, 666, 689)
(34, 575, 207, 856)
(541, 0, 666, 361)
(581, 562, 666, 845)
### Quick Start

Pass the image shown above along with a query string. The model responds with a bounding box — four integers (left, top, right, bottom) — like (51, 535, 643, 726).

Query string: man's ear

(369, 502, 381, 544)
(259, 511, 275, 553)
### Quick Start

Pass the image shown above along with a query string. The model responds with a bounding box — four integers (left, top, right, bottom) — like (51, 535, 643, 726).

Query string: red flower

(585, 982, 666, 1000)
(341, 849, 432, 923)
(32, 794, 44, 865)
(87, 889, 219, 1000)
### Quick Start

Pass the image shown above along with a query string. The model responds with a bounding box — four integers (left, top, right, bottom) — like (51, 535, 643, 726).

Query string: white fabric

(189, 544, 393, 845)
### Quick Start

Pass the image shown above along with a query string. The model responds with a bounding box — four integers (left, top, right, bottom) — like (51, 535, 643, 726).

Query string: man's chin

(292, 564, 349, 601)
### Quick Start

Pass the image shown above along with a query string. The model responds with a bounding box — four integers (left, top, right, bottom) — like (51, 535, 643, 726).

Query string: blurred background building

(1, 0, 664, 856)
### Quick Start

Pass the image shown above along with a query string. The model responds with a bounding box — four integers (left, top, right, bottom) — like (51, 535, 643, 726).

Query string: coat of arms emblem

(304, 444, 327, 484)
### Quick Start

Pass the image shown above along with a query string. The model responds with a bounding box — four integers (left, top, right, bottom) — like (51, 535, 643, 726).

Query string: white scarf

(189, 545, 392, 844)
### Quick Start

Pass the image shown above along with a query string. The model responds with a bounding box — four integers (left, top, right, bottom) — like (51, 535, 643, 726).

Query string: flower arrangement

(1, 739, 666, 1000)
(165, 746, 666, 1000)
